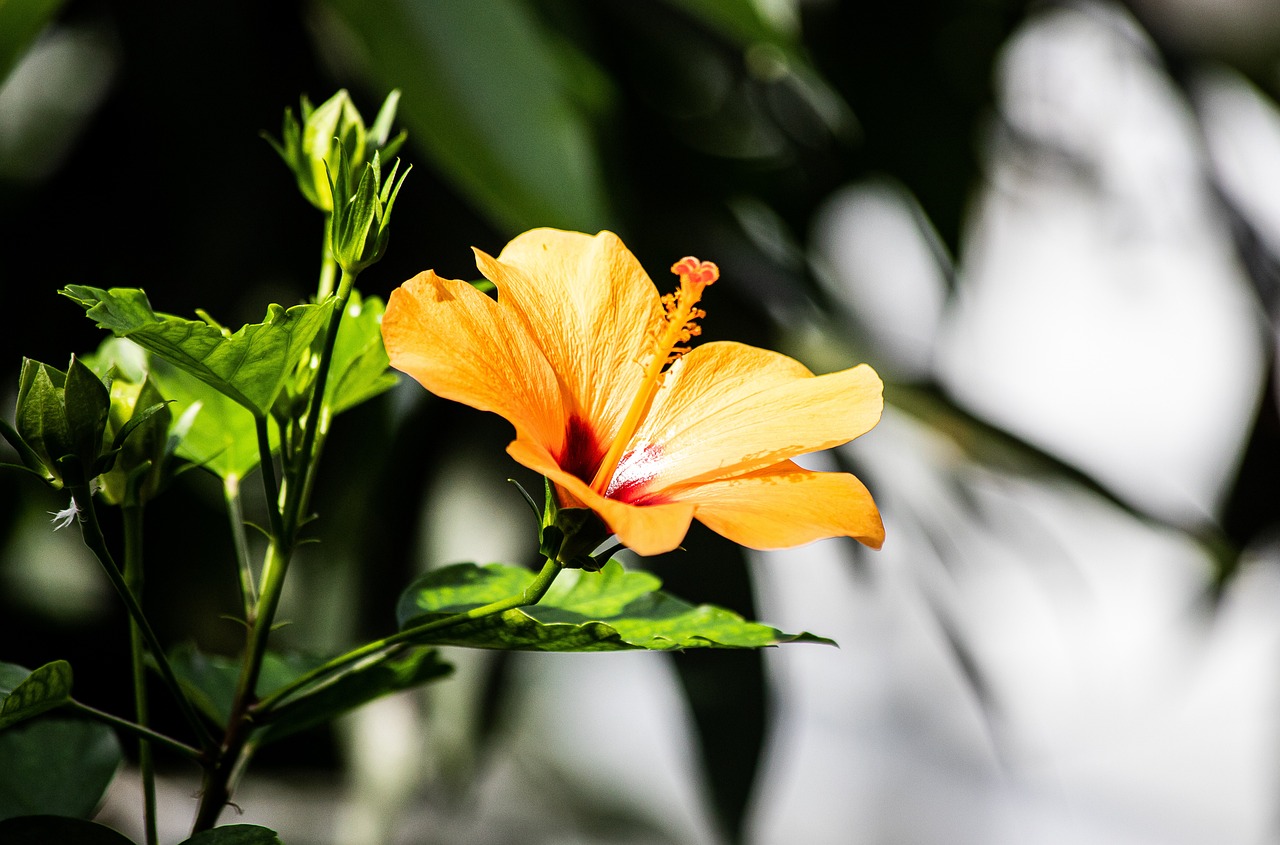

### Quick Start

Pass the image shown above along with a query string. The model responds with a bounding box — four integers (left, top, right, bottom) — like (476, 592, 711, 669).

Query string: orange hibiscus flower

(382, 229, 884, 557)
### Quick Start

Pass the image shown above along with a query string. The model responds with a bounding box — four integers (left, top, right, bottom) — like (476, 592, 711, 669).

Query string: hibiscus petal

(382, 270, 566, 453)
(475, 229, 663, 443)
(507, 438, 696, 557)
(676, 460, 885, 550)
(610, 342, 883, 497)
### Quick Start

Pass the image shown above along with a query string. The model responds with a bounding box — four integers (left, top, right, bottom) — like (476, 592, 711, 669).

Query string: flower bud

(268, 89, 406, 213)
(96, 374, 172, 506)
(327, 149, 410, 275)
(11, 356, 110, 488)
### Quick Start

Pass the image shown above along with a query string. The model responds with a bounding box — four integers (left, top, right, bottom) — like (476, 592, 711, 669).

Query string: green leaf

(0, 0, 66, 86)
(0, 660, 73, 729)
(170, 644, 449, 743)
(0, 718, 122, 820)
(96, 377, 172, 506)
(396, 561, 834, 651)
(261, 647, 450, 743)
(61, 286, 330, 417)
(151, 358, 273, 481)
(0, 816, 136, 844)
(178, 824, 283, 845)
(369, 89, 403, 152)
(318, 0, 612, 232)
(168, 645, 324, 730)
(326, 290, 397, 416)
(0, 417, 54, 484)
(0, 662, 29, 692)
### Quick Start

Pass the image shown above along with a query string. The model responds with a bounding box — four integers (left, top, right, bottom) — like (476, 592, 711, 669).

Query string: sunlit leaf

(0, 816, 136, 844)
(326, 290, 397, 416)
(178, 824, 283, 845)
(396, 561, 834, 651)
(150, 357, 273, 481)
(0, 660, 73, 729)
(61, 286, 330, 417)
(97, 378, 172, 505)
(317, 0, 612, 232)
(0, 718, 122, 820)
(85, 335, 269, 481)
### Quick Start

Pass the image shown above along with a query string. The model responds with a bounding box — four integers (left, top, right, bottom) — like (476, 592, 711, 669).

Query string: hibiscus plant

(0, 92, 883, 845)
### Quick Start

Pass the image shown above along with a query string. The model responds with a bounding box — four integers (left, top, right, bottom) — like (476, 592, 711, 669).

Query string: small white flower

(49, 496, 81, 531)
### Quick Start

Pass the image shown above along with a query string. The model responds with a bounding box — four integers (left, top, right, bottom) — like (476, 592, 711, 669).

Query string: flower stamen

(590, 257, 718, 493)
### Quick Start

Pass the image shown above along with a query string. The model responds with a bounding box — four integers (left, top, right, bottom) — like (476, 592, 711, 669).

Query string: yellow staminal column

(590, 257, 719, 494)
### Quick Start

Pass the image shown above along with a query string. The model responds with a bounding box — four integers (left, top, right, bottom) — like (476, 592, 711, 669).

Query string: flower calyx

(534, 478, 612, 570)
(3, 355, 174, 496)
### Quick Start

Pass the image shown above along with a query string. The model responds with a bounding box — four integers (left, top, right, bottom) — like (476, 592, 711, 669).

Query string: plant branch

(223, 475, 257, 617)
(66, 699, 202, 761)
(254, 414, 285, 541)
(255, 558, 563, 714)
(284, 268, 358, 539)
(73, 486, 215, 752)
(122, 503, 158, 845)
(192, 537, 290, 833)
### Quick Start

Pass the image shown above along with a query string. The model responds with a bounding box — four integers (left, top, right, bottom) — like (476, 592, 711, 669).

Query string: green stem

(122, 503, 158, 845)
(73, 487, 215, 753)
(254, 414, 285, 540)
(316, 246, 337, 300)
(194, 259, 356, 832)
(257, 559, 563, 714)
(283, 268, 358, 539)
(244, 541, 291, 697)
(192, 539, 291, 833)
(66, 700, 202, 761)
(223, 475, 257, 617)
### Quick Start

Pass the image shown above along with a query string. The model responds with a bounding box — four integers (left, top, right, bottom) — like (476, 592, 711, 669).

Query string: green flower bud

(327, 149, 410, 275)
(267, 89, 406, 213)
(303, 91, 366, 212)
(11, 356, 110, 488)
(3, 348, 177, 498)
(97, 374, 172, 506)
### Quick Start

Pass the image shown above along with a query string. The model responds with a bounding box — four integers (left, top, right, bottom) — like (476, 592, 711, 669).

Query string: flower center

(589, 256, 719, 494)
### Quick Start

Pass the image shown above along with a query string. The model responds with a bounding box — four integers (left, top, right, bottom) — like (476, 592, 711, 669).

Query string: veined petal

(382, 270, 565, 453)
(676, 460, 884, 550)
(507, 438, 696, 557)
(476, 229, 663, 446)
(608, 342, 883, 499)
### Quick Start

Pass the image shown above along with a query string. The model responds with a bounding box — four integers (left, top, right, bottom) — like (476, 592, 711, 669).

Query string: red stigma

(671, 257, 719, 287)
